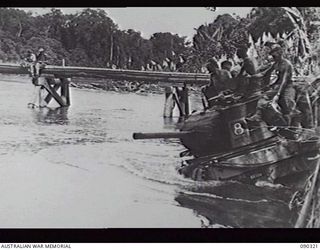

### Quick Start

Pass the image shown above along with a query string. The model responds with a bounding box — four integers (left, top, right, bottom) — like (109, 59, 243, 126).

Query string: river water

(0, 75, 298, 228)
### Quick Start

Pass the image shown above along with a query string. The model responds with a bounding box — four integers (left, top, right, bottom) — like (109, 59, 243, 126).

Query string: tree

(149, 32, 189, 70)
(188, 14, 249, 71)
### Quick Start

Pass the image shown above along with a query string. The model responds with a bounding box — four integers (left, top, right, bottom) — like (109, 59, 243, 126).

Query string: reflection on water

(163, 117, 180, 129)
(163, 117, 187, 129)
(32, 107, 69, 125)
(175, 181, 297, 228)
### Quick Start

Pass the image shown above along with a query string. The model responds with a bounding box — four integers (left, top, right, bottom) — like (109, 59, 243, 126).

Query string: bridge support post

(163, 83, 189, 118)
(174, 83, 189, 117)
(181, 83, 189, 116)
(60, 78, 71, 106)
(163, 86, 175, 118)
(32, 76, 71, 108)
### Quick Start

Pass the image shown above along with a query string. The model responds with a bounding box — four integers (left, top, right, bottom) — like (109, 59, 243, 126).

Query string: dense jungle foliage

(0, 7, 320, 73)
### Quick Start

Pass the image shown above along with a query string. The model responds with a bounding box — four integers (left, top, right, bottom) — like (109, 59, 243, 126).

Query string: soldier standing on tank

(235, 46, 258, 94)
(200, 59, 232, 108)
(246, 44, 298, 126)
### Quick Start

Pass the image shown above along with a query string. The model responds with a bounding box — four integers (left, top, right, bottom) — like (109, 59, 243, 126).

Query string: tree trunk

(17, 19, 23, 37)
(110, 34, 113, 64)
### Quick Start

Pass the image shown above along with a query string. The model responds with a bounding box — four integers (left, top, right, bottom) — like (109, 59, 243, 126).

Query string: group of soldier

(24, 48, 48, 81)
(203, 42, 315, 133)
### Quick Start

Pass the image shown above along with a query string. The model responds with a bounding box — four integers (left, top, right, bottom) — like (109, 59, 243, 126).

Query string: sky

(20, 7, 252, 39)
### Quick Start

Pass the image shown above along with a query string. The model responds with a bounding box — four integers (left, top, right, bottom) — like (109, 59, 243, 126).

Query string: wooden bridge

(0, 62, 210, 116)
(0, 63, 210, 84)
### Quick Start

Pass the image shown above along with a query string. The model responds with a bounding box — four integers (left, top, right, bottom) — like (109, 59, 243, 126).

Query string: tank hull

(179, 136, 320, 184)
(177, 81, 320, 184)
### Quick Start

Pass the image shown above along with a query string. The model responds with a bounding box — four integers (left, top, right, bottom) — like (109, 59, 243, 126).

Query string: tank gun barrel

(133, 131, 192, 140)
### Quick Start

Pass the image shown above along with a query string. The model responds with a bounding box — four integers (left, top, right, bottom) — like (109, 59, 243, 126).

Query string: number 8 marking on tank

(233, 122, 244, 135)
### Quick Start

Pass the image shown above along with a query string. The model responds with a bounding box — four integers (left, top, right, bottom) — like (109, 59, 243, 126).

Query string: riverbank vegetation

(0, 7, 320, 75)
